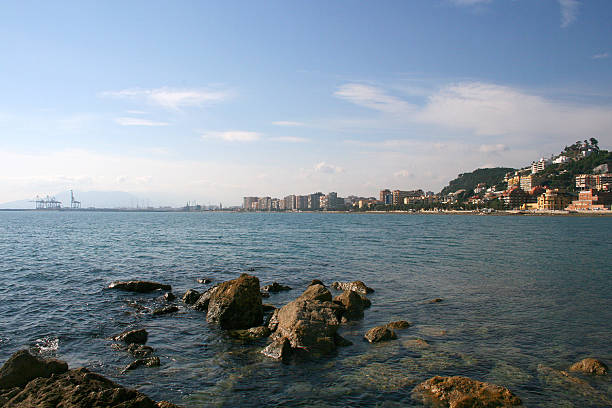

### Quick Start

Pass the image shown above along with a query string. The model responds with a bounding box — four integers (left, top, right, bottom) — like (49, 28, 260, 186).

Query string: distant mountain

(0, 190, 144, 209)
(439, 167, 515, 196)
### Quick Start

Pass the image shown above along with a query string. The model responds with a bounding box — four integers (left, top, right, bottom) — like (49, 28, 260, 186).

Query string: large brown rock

(206, 274, 263, 329)
(364, 326, 397, 343)
(0, 350, 68, 390)
(413, 376, 521, 408)
(113, 329, 148, 345)
(333, 290, 371, 321)
(262, 284, 343, 361)
(331, 280, 374, 294)
(108, 280, 171, 293)
(569, 358, 608, 375)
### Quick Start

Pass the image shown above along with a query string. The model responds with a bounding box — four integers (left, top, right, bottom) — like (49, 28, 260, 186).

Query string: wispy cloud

(479, 143, 508, 153)
(334, 83, 415, 114)
(592, 52, 609, 60)
(115, 117, 169, 127)
(449, 0, 491, 6)
(393, 170, 414, 178)
(202, 130, 261, 142)
(272, 121, 305, 127)
(101, 87, 232, 110)
(269, 136, 309, 143)
(314, 162, 343, 174)
(559, 0, 580, 28)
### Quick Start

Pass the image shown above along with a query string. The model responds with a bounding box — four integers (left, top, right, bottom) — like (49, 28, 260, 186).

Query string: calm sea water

(0, 211, 611, 407)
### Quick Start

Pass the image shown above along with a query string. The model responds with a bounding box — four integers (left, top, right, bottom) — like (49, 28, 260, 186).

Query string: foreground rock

(331, 280, 374, 295)
(113, 329, 148, 345)
(569, 358, 608, 375)
(364, 326, 397, 343)
(413, 375, 521, 407)
(261, 282, 292, 293)
(182, 289, 201, 305)
(0, 350, 179, 407)
(333, 290, 371, 321)
(262, 284, 346, 361)
(108, 280, 171, 293)
(152, 305, 179, 316)
(228, 326, 271, 340)
(206, 274, 263, 329)
(122, 357, 160, 373)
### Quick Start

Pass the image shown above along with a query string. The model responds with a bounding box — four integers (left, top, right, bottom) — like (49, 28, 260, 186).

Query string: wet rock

(0, 350, 68, 390)
(127, 344, 154, 357)
(333, 290, 370, 321)
(262, 303, 276, 312)
(261, 338, 292, 362)
(334, 333, 353, 347)
(267, 309, 280, 332)
(113, 329, 148, 345)
(413, 375, 522, 407)
(157, 402, 182, 408)
(122, 357, 160, 373)
(331, 280, 373, 295)
(364, 326, 397, 343)
(163, 292, 176, 302)
(261, 282, 292, 293)
(247, 267, 255, 272)
(0, 351, 176, 407)
(182, 289, 201, 305)
(228, 326, 271, 340)
(386, 320, 411, 330)
(152, 305, 179, 316)
(193, 286, 219, 311)
(569, 358, 608, 375)
(263, 284, 343, 360)
(197, 278, 212, 284)
(402, 338, 430, 350)
(537, 364, 612, 405)
(206, 274, 263, 329)
(309, 279, 324, 287)
(108, 280, 171, 293)
(429, 298, 444, 303)
(260, 291, 270, 298)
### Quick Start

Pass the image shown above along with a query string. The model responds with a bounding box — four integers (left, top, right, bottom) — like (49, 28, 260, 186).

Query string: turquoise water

(0, 211, 611, 407)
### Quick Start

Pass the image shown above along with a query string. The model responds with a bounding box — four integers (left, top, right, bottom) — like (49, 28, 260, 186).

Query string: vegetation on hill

(540, 149, 611, 192)
(439, 167, 515, 196)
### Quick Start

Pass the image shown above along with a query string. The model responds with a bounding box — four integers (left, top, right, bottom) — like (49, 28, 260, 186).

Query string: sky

(1, 0, 611, 207)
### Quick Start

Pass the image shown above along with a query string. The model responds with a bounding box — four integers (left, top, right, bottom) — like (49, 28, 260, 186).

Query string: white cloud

(393, 170, 414, 178)
(314, 162, 343, 174)
(202, 130, 262, 142)
(269, 136, 309, 143)
(115, 117, 169, 126)
(334, 83, 415, 114)
(449, 0, 491, 6)
(559, 0, 580, 28)
(272, 121, 305, 127)
(101, 87, 232, 110)
(592, 52, 609, 60)
(479, 144, 509, 153)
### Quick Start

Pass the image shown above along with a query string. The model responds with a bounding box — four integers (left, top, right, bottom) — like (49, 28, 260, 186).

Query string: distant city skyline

(1, 0, 611, 206)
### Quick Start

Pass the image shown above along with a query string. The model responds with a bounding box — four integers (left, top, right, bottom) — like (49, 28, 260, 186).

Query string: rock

(152, 305, 179, 316)
(0, 350, 68, 390)
(262, 282, 292, 293)
(0, 351, 179, 407)
(193, 286, 219, 311)
(333, 290, 370, 321)
(163, 292, 176, 302)
(247, 267, 255, 272)
(263, 284, 343, 360)
(197, 278, 212, 284)
(262, 303, 276, 312)
(122, 357, 160, 373)
(537, 364, 611, 404)
(113, 329, 148, 345)
(387, 320, 411, 330)
(261, 338, 292, 362)
(267, 309, 280, 332)
(429, 298, 444, 303)
(182, 289, 201, 305)
(403, 338, 430, 349)
(331, 280, 373, 295)
(206, 274, 263, 329)
(364, 326, 397, 343)
(309, 279, 324, 287)
(157, 402, 182, 408)
(228, 326, 271, 340)
(333, 333, 353, 347)
(127, 344, 155, 357)
(413, 375, 522, 407)
(569, 358, 608, 375)
(260, 291, 270, 298)
(108, 280, 171, 293)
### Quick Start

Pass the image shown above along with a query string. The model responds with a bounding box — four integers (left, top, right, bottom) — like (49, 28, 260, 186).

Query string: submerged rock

(261, 282, 292, 293)
(122, 357, 160, 373)
(333, 290, 370, 321)
(569, 358, 608, 375)
(108, 280, 171, 293)
(0, 350, 178, 407)
(152, 305, 179, 316)
(206, 274, 263, 329)
(364, 326, 397, 343)
(127, 344, 155, 357)
(228, 326, 271, 340)
(182, 289, 201, 305)
(331, 280, 374, 295)
(413, 375, 521, 407)
(386, 320, 411, 330)
(0, 350, 68, 390)
(113, 329, 148, 345)
(163, 292, 176, 302)
(197, 278, 212, 284)
(428, 298, 444, 303)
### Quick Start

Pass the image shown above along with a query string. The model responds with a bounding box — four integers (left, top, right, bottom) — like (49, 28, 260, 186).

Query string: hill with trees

(439, 167, 515, 196)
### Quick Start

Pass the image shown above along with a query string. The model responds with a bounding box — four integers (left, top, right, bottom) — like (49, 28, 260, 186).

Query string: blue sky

(1, 0, 611, 206)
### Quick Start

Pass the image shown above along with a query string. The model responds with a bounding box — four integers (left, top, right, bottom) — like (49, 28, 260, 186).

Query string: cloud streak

(314, 162, 343, 174)
(272, 121, 305, 127)
(115, 117, 169, 126)
(592, 52, 609, 60)
(335, 83, 415, 114)
(559, 0, 580, 28)
(202, 130, 262, 142)
(101, 87, 232, 110)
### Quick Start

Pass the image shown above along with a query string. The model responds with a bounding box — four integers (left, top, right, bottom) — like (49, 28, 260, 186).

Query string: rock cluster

(331, 280, 374, 295)
(569, 358, 608, 376)
(108, 280, 171, 293)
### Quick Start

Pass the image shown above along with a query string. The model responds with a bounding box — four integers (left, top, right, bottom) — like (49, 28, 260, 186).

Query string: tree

(590, 137, 599, 149)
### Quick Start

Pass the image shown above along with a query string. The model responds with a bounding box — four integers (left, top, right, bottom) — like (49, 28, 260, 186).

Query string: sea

(1, 211, 611, 407)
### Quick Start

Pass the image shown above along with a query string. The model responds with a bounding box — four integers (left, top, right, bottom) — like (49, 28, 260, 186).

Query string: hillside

(539, 149, 611, 192)
(440, 167, 515, 196)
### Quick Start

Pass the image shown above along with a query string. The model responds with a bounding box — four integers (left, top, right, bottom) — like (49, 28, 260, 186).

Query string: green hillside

(440, 167, 515, 196)
(539, 149, 611, 192)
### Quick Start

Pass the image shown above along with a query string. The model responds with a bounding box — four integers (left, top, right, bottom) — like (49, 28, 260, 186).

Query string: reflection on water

(0, 212, 611, 406)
